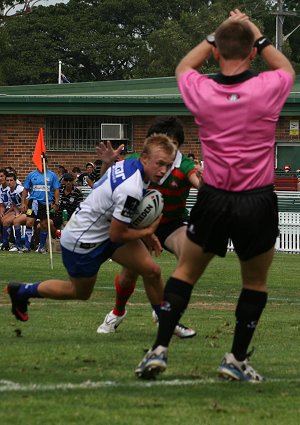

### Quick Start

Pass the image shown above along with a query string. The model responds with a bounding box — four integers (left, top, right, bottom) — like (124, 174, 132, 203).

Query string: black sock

(153, 277, 193, 349)
(231, 288, 267, 361)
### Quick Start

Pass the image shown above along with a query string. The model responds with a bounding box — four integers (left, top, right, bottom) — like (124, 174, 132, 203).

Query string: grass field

(0, 250, 300, 425)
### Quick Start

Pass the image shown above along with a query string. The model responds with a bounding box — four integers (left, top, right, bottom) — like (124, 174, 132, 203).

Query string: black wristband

(254, 36, 272, 55)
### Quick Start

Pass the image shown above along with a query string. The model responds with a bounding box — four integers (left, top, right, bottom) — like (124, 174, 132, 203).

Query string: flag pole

(58, 60, 62, 84)
(42, 155, 54, 270)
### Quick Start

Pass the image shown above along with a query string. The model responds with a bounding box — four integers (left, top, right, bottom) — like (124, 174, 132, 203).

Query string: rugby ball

(131, 189, 164, 229)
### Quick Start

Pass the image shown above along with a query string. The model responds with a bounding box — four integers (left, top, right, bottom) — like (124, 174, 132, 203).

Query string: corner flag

(33, 128, 46, 172)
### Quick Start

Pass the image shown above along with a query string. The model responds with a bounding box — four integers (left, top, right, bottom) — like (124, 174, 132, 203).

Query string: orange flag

(32, 128, 46, 172)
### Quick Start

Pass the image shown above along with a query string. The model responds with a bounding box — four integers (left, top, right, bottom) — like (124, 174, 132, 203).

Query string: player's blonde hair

(141, 133, 176, 157)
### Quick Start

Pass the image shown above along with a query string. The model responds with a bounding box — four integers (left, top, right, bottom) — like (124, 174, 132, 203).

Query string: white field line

(1, 378, 300, 393)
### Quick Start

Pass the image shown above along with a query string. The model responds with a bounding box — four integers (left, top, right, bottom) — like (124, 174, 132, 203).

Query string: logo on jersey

(228, 94, 240, 102)
(121, 196, 140, 218)
(112, 162, 126, 184)
(170, 180, 178, 188)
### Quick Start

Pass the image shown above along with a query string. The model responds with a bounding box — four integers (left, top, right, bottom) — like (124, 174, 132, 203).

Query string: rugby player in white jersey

(6, 134, 176, 322)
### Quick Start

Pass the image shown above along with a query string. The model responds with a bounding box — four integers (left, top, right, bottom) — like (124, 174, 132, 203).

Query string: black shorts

(26, 199, 49, 220)
(187, 184, 278, 261)
(155, 218, 188, 252)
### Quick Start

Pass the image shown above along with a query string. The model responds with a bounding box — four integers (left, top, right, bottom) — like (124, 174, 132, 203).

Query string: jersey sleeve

(177, 70, 209, 117)
(111, 175, 143, 225)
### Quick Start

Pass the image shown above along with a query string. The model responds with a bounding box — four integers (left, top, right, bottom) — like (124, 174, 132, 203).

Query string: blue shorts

(61, 239, 122, 278)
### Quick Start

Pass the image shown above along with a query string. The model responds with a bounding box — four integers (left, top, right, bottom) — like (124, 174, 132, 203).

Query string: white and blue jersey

(0, 184, 10, 209)
(61, 158, 149, 254)
(8, 183, 24, 209)
(23, 170, 60, 205)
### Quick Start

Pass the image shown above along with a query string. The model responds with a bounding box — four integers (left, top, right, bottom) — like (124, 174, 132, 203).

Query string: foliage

(0, 0, 298, 85)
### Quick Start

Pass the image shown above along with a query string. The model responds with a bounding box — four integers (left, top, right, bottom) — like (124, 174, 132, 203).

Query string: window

(46, 117, 133, 152)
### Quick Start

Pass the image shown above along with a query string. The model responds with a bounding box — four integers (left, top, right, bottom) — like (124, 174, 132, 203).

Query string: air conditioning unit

(101, 123, 126, 140)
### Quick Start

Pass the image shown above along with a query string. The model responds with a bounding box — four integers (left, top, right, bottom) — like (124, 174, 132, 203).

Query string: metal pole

(276, 0, 284, 51)
(58, 60, 62, 84)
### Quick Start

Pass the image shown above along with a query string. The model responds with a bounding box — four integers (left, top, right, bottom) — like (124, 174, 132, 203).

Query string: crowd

(0, 161, 102, 253)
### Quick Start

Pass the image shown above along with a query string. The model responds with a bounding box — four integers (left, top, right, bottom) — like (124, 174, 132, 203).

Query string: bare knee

(140, 261, 161, 281)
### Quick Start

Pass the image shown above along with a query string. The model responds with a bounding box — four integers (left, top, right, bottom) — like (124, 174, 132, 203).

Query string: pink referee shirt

(178, 69, 293, 191)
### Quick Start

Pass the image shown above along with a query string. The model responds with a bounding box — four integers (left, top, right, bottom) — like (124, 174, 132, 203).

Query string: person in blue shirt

(21, 164, 60, 253)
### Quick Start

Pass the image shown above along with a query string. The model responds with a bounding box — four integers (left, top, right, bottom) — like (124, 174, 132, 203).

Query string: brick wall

(0, 114, 298, 181)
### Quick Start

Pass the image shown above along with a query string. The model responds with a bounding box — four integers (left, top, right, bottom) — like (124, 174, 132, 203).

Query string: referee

(135, 9, 295, 382)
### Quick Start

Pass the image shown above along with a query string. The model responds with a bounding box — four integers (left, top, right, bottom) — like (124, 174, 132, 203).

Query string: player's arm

(188, 167, 204, 189)
(52, 189, 60, 212)
(21, 188, 29, 213)
(0, 201, 5, 218)
(109, 215, 161, 244)
(175, 40, 213, 80)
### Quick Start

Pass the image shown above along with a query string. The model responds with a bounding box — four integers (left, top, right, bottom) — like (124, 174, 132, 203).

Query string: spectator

(1, 173, 23, 250)
(36, 172, 84, 244)
(86, 160, 102, 188)
(57, 165, 68, 182)
(78, 162, 94, 186)
(71, 167, 81, 186)
(0, 169, 9, 245)
(52, 172, 83, 230)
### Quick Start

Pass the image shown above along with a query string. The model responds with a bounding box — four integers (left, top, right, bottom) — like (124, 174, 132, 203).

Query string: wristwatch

(206, 34, 216, 47)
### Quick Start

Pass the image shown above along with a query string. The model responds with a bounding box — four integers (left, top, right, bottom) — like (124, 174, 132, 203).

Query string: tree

(0, 0, 297, 85)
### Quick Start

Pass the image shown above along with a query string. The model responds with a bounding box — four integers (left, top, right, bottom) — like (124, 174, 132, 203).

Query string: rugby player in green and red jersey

(97, 116, 202, 338)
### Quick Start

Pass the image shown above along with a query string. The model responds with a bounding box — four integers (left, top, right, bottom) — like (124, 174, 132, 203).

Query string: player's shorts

(187, 184, 278, 261)
(61, 239, 122, 278)
(155, 218, 188, 251)
(26, 199, 49, 220)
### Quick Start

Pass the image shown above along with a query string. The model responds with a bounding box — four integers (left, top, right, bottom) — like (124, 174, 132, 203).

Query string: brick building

(0, 75, 299, 181)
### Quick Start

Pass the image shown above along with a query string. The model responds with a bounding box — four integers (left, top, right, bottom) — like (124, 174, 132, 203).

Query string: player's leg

(218, 188, 277, 382)
(1, 211, 15, 250)
(112, 239, 163, 307)
(96, 267, 138, 334)
(218, 248, 274, 382)
(136, 236, 214, 379)
(11, 213, 26, 251)
(163, 224, 186, 259)
(24, 216, 36, 251)
(6, 275, 97, 322)
(37, 214, 49, 253)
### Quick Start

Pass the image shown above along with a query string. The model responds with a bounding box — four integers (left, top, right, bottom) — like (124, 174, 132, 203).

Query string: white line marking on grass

(1, 378, 300, 393)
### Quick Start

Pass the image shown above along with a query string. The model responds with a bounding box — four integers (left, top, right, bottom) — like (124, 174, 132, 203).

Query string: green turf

(0, 251, 299, 425)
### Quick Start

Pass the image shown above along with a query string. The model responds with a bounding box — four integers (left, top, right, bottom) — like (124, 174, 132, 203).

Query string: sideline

(1, 378, 300, 393)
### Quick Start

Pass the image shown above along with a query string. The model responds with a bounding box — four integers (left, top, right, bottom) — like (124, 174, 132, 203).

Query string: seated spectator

(284, 164, 292, 173)
(57, 165, 68, 182)
(86, 159, 102, 188)
(0, 168, 9, 245)
(41, 172, 84, 240)
(6, 167, 22, 184)
(78, 162, 94, 186)
(1, 173, 23, 250)
(71, 167, 81, 186)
